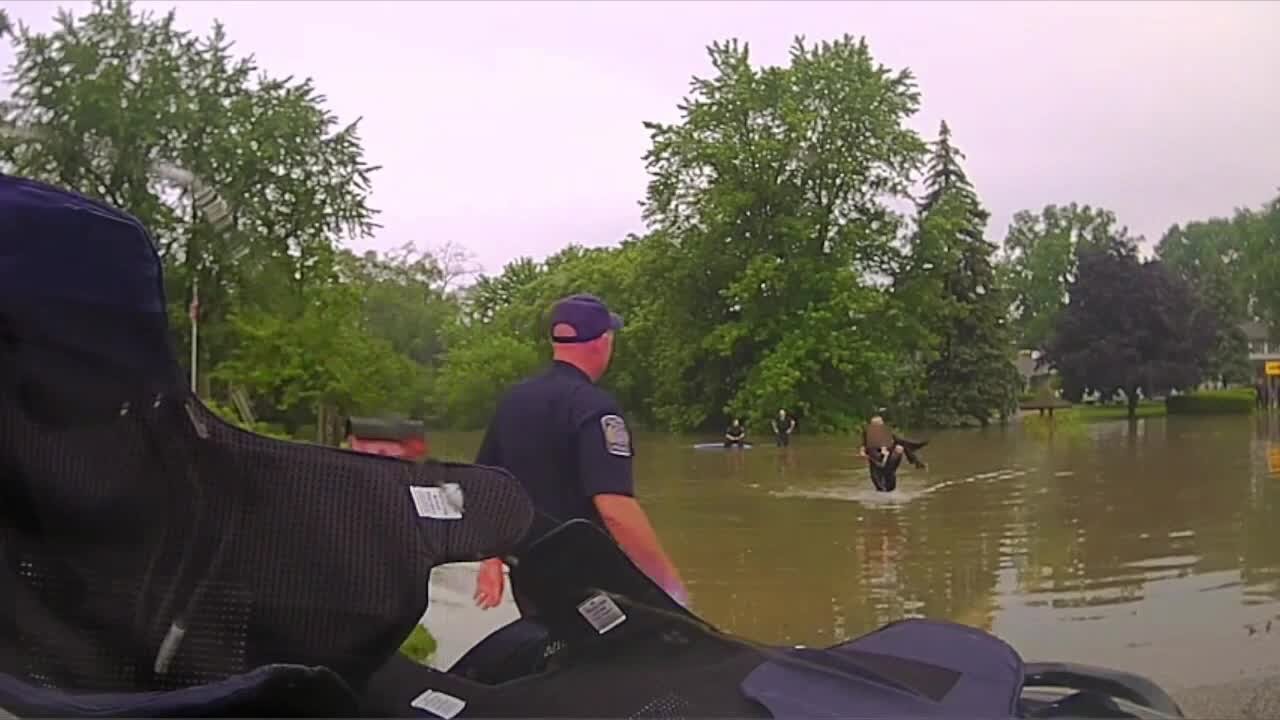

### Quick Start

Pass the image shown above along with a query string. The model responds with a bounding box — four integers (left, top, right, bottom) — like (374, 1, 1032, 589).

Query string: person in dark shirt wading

(771, 409, 796, 447)
(471, 293, 690, 614)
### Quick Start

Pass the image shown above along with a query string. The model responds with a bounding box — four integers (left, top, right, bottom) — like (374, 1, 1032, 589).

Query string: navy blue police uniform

(474, 294, 633, 613)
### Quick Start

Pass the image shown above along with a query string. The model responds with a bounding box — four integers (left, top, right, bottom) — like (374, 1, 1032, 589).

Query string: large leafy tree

(344, 244, 459, 367)
(640, 36, 927, 432)
(1156, 218, 1252, 384)
(435, 239, 665, 430)
(0, 0, 378, 393)
(1043, 240, 1217, 418)
(894, 121, 1019, 426)
(1001, 203, 1139, 349)
(1241, 193, 1280, 334)
(213, 276, 425, 443)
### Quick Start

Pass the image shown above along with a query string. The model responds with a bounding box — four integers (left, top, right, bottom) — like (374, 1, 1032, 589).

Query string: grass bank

(1069, 401, 1167, 422)
(1166, 388, 1256, 415)
(1023, 388, 1257, 424)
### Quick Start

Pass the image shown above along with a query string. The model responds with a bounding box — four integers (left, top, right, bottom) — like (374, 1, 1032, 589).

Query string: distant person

(859, 414, 928, 492)
(771, 409, 796, 447)
(472, 293, 690, 615)
(724, 418, 746, 448)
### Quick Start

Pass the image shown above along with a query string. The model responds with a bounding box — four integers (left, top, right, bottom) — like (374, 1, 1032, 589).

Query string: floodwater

(428, 414, 1280, 692)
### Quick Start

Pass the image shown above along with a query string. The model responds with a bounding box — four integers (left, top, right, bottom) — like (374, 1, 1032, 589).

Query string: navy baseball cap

(548, 293, 624, 343)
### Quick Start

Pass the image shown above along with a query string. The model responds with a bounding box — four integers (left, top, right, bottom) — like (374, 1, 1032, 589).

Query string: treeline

(2, 3, 1275, 437)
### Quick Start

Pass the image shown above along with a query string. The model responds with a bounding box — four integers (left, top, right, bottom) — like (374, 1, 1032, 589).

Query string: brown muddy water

(428, 414, 1280, 691)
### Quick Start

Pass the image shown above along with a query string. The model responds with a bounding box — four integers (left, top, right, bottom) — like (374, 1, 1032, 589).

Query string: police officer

(771, 408, 796, 447)
(471, 293, 689, 613)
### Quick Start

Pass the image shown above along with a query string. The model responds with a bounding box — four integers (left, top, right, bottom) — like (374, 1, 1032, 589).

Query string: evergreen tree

(895, 121, 1020, 426)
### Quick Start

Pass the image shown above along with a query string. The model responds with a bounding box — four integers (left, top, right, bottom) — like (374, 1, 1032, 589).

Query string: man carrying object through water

(471, 293, 690, 613)
(859, 414, 928, 493)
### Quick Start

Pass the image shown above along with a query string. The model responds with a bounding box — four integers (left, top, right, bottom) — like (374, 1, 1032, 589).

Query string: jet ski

(0, 174, 1184, 718)
(361, 519, 1185, 720)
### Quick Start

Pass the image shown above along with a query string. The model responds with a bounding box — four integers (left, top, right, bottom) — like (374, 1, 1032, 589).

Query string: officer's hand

(474, 559, 505, 610)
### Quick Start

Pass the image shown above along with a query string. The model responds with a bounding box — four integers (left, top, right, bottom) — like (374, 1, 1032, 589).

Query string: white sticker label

(577, 593, 627, 634)
(410, 484, 463, 520)
(410, 689, 467, 719)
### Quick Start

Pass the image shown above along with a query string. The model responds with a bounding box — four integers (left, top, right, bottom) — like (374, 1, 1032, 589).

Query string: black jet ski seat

(0, 173, 534, 714)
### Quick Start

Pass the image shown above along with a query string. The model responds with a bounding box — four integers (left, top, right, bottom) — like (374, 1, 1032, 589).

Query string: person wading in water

(859, 414, 928, 492)
(771, 409, 796, 447)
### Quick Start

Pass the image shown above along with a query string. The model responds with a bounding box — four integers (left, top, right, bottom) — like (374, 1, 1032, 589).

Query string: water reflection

(430, 417, 1280, 689)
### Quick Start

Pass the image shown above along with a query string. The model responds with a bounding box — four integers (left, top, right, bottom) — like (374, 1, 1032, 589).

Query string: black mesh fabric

(0, 174, 535, 701)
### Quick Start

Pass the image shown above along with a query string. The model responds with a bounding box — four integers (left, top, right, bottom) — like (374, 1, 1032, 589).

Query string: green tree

(344, 244, 459, 366)
(640, 36, 927, 432)
(436, 239, 665, 429)
(213, 277, 424, 443)
(1001, 203, 1139, 349)
(433, 333, 543, 431)
(1156, 219, 1251, 384)
(461, 258, 546, 327)
(0, 0, 378, 395)
(894, 121, 1019, 426)
(1241, 193, 1280, 334)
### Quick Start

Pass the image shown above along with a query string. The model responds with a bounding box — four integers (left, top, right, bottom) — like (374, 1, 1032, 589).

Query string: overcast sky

(3, 1, 1278, 276)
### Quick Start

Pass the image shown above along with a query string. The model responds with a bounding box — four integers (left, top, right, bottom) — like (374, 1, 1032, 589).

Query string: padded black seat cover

(0, 663, 360, 718)
(0, 173, 535, 696)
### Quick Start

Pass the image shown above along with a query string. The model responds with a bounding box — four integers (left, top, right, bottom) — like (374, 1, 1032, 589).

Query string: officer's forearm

(593, 494, 687, 601)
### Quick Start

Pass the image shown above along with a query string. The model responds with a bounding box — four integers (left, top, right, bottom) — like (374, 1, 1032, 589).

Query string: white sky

(3, 1, 1278, 275)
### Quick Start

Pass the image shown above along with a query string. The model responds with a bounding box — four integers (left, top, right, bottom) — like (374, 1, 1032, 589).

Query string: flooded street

(429, 415, 1280, 693)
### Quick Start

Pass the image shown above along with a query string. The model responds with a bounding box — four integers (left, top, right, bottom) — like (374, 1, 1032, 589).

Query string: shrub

(203, 399, 298, 440)
(1166, 388, 1256, 416)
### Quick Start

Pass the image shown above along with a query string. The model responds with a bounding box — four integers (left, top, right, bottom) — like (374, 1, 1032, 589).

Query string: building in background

(1242, 321, 1280, 408)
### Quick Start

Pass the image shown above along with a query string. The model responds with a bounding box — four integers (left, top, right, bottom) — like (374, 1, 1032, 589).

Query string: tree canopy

(3, 2, 1266, 440)
(0, 0, 410, 440)
(1043, 239, 1218, 418)
(894, 121, 1020, 426)
(1001, 203, 1139, 350)
(637, 36, 928, 432)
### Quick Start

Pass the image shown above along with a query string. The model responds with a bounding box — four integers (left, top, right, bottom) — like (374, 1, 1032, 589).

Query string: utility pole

(190, 275, 199, 393)
(189, 190, 200, 395)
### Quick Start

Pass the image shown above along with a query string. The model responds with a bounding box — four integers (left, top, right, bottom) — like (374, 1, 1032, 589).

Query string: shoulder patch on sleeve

(600, 414, 632, 458)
